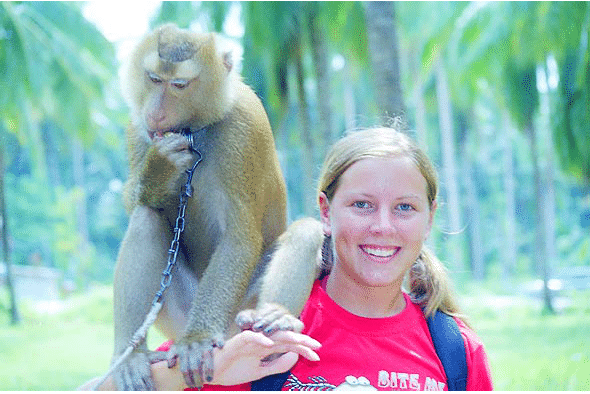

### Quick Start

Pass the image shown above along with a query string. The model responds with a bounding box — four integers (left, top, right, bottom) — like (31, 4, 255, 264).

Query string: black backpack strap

(251, 370, 290, 391)
(426, 310, 468, 391)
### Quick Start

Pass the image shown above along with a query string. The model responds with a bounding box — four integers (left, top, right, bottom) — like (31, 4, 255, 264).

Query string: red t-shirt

(159, 279, 493, 391)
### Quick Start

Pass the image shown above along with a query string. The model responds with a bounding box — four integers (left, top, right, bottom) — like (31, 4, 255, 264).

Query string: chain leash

(152, 136, 202, 306)
(91, 129, 204, 390)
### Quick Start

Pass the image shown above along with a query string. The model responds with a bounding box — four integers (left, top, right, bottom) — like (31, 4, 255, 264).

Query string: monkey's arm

(123, 127, 195, 212)
(236, 218, 324, 334)
(169, 193, 267, 387)
(258, 218, 324, 313)
(184, 211, 263, 337)
(122, 125, 149, 213)
(112, 206, 176, 390)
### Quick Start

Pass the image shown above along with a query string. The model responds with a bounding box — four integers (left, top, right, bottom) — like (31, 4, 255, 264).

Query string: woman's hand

(211, 329, 321, 386)
(78, 330, 320, 390)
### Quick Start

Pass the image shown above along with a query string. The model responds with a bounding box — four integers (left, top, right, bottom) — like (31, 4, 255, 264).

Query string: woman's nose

(371, 208, 396, 234)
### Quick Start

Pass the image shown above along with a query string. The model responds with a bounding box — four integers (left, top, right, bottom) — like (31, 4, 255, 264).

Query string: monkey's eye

(171, 79, 190, 90)
(147, 72, 163, 84)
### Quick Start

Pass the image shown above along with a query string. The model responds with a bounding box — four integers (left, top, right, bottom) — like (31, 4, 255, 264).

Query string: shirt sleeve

(456, 319, 494, 391)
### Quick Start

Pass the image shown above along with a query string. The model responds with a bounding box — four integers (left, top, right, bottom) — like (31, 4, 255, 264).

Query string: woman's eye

(397, 203, 414, 212)
(353, 201, 371, 209)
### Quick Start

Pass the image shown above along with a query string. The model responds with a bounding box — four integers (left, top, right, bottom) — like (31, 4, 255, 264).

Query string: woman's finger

(268, 330, 322, 350)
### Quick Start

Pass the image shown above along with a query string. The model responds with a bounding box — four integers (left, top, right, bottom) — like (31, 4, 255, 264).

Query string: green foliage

(553, 50, 590, 182)
(151, 1, 198, 29)
(322, 2, 368, 69)
(0, 0, 588, 334)
(0, 2, 124, 284)
(0, 2, 115, 142)
(504, 63, 538, 129)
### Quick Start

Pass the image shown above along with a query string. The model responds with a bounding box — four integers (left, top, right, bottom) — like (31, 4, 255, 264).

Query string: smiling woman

(234, 126, 494, 391)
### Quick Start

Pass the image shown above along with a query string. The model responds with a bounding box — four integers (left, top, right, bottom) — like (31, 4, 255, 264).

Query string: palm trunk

(526, 120, 555, 314)
(343, 65, 357, 132)
(294, 37, 315, 216)
(464, 156, 485, 281)
(308, 5, 333, 157)
(414, 73, 428, 149)
(0, 145, 20, 325)
(538, 70, 557, 313)
(73, 138, 90, 284)
(365, 1, 405, 118)
(435, 59, 463, 272)
(501, 111, 517, 286)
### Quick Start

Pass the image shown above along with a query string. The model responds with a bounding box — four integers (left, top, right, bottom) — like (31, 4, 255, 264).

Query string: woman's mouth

(361, 245, 400, 259)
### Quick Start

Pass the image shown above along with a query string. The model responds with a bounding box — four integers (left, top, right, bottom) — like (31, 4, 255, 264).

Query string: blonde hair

(318, 127, 464, 320)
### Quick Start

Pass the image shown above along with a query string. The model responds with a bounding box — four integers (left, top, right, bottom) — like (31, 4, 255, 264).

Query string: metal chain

(151, 129, 203, 306)
(92, 130, 206, 391)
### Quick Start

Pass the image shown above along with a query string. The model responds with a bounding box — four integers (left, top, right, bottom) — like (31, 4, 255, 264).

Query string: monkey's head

(123, 24, 238, 139)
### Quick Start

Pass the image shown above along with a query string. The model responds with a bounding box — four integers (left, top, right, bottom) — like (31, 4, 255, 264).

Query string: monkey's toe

(168, 336, 224, 388)
(237, 303, 304, 335)
(114, 351, 156, 390)
(260, 314, 304, 335)
(235, 309, 257, 330)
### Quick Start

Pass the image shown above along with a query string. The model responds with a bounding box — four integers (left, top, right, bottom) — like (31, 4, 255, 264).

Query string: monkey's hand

(166, 334, 225, 389)
(139, 133, 197, 209)
(235, 303, 304, 336)
(112, 350, 165, 391)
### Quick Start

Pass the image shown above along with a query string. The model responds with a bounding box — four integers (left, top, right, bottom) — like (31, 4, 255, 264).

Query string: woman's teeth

(362, 246, 397, 258)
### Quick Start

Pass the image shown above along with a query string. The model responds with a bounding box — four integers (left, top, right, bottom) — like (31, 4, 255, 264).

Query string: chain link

(151, 130, 203, 306)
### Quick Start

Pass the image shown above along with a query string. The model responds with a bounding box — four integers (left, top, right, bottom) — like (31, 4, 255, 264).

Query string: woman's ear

(425, 200, 437, 239)
(318, 192, 332, 236)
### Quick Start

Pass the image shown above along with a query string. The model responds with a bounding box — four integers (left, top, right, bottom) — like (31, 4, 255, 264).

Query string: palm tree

(0, 1, 116, 319)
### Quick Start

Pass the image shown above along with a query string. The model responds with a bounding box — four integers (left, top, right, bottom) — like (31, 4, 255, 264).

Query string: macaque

(111, 24, 318, 390)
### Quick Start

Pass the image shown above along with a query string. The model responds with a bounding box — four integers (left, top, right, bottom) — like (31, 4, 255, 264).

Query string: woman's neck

(324, 269, 406, 318)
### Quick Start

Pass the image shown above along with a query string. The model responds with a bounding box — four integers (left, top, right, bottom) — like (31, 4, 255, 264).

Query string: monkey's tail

(90, 301, 163, 390)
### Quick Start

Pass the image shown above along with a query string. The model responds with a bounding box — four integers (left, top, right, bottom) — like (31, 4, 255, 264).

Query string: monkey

(110, 23, 319, 390)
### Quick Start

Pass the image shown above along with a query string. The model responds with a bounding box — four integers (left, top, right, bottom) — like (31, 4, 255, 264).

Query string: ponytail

(407, 246, 468, 324)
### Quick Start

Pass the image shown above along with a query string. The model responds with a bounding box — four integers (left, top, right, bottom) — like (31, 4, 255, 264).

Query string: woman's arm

(78, 330, 321, 390)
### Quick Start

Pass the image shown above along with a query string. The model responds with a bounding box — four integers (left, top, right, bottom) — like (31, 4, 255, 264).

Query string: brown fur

(112, 24, 311, 390)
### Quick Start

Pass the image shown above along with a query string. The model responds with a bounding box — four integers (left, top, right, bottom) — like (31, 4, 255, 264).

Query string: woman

(84, 127, 492, 390)
(239, 126, 492, 390)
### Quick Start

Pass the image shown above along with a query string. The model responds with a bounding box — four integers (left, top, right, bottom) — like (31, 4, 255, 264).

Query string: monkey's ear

(222, 51, 233, 73)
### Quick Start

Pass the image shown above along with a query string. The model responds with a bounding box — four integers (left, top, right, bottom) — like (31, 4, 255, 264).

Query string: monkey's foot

(167, 335, 225, 388)
(235, 303, 304, 335)
(113, 351, 157, 391)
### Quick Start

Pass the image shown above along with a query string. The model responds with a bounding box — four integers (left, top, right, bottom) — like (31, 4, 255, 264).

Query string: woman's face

(320, 156, 436, 289)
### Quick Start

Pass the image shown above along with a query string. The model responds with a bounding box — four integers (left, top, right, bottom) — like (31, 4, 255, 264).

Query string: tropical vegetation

(0, 1, 588, 389)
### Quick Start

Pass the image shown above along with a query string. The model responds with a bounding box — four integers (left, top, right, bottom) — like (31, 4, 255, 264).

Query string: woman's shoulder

(454, 317, 486, 351)
(453, 317, 494, 390)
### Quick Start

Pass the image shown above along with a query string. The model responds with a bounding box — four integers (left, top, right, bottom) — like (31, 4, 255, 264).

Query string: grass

(460, 287, 590, 390)
(0, 285, 165, 391)
(0, 284, 589, 390)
